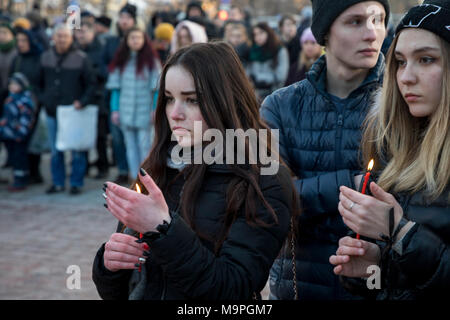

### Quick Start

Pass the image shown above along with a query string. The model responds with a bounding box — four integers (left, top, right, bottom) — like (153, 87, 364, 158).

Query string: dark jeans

(96, 113, 109, 173)
(46, 116, 87, 187)
(110, 121, 128, 176)
(3, 139, 29, 187)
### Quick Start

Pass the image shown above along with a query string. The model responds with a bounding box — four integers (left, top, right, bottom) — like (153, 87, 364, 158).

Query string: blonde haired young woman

(330, 0, 450, 300)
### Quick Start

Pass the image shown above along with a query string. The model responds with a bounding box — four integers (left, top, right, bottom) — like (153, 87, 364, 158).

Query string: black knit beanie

(395, 0, 450, 43)
(311, 0, 390, 45)
(119, 3, 137, 21)
(96, 16, 112, 28)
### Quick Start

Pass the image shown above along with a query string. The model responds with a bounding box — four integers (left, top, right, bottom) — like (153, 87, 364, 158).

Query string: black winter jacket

(342, 187, 449, 300)
(380, 188, 450, 299)
(78, 37, 108, 115)
(260, 54, 385, 300)
(92, 164, 292, 300)
(9, 53, 41, 95)
(38, 46, 96, 117)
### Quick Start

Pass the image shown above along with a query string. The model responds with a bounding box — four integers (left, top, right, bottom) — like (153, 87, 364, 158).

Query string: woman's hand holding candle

(104, 168, 171, 234)
(103, 233, 147, 272)
(329, 236, 381, 278)
(338, 182, 404, 240)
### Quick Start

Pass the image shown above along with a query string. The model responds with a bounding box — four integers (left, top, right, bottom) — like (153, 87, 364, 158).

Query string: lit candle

(361, 159, 374, 195)
(135, 184, 143, 272)
(357, 159, 374, 240)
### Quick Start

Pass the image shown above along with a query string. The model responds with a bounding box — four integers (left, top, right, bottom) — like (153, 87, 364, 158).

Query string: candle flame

(367, 159, 374, 171)
(135, 184, 141, 194)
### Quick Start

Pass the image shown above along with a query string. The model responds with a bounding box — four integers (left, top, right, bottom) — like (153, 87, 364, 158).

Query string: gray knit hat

(9, 72, 30, 90)
(311, 0, 390, 45)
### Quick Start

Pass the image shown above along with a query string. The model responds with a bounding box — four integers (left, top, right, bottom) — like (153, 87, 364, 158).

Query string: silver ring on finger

(138, 257, 146, 264)
(349, 201, 355, 211)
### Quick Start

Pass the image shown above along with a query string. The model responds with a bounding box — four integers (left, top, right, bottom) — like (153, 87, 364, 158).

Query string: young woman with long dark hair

(93, 42, 298, 300)
(246, 22, 289, 102)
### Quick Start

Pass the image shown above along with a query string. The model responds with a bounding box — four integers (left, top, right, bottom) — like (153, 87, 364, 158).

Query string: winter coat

(246, 46, 289, 101)
(0, 90, 35, 141)
(377, 188, 450, 299)
(102, 35, 121, 71)
(284, 62, 307, 87)
(38, 46, 97, 117)
(9, 41, 42, 95)
(284, 36, 301, 67)
(105, 53, 161, 129)
(260, 54, 385, 300)
(78, 36, 108, 115)
(30, 26, 50, 51)
(92, 163, 293, 300)
(341, 186, 449, 300)
(0, 46, 17, 92)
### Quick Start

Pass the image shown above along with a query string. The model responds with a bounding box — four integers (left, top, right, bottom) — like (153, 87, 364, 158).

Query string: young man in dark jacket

(38, 23, 96, 195)
(261, 0, 390, 300)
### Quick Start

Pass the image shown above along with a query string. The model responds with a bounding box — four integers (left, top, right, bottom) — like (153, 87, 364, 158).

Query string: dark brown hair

(108, 27, 159, 75)
(134, 42, 299, 252)
(252, 22, 282, 57)
(278, 14, 296, 30)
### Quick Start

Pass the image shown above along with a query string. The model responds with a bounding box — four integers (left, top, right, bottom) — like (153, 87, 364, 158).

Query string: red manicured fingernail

(143, 243, 149, 250)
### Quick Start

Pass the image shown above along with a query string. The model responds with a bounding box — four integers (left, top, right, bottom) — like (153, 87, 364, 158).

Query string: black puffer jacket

(92, 164, 292, 300)
(260, 54, 385, 300)
(342, 187, 450, 300)
(380, 187, 450, 299)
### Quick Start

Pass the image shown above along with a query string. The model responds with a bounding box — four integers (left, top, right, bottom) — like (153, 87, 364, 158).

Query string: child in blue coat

(0, 72, 35, 191)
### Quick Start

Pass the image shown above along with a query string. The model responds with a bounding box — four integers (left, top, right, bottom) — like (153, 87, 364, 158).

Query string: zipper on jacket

(335, 113, 344, 167)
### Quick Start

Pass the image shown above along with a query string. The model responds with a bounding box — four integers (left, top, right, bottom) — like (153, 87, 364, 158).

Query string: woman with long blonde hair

(330, 0, 450, 300)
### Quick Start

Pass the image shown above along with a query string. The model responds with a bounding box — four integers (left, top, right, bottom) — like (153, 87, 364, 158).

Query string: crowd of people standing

(0, 1, 322, 193)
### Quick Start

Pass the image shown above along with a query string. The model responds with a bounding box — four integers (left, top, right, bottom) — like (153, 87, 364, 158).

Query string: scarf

(0, 40, 15, 53)
(249, 44, 280, 63)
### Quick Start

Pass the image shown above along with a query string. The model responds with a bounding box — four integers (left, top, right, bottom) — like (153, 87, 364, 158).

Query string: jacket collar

(306, 53, 385, 99)
(166, 160, 236, 174)
(52, 43, 76, 57)
(166, 143, 235, 174)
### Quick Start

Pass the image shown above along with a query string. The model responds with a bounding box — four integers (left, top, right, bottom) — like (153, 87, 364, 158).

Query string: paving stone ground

(0, 149, 269, 300)
(0, 149, 117, 300)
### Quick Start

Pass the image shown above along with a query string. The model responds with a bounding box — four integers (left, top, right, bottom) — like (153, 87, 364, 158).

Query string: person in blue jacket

(0, 72, 35, 191)
(260, 0, 390, 300)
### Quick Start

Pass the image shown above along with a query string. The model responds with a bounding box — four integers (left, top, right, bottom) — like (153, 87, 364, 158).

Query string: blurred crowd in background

(0, 0, 396, 194)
